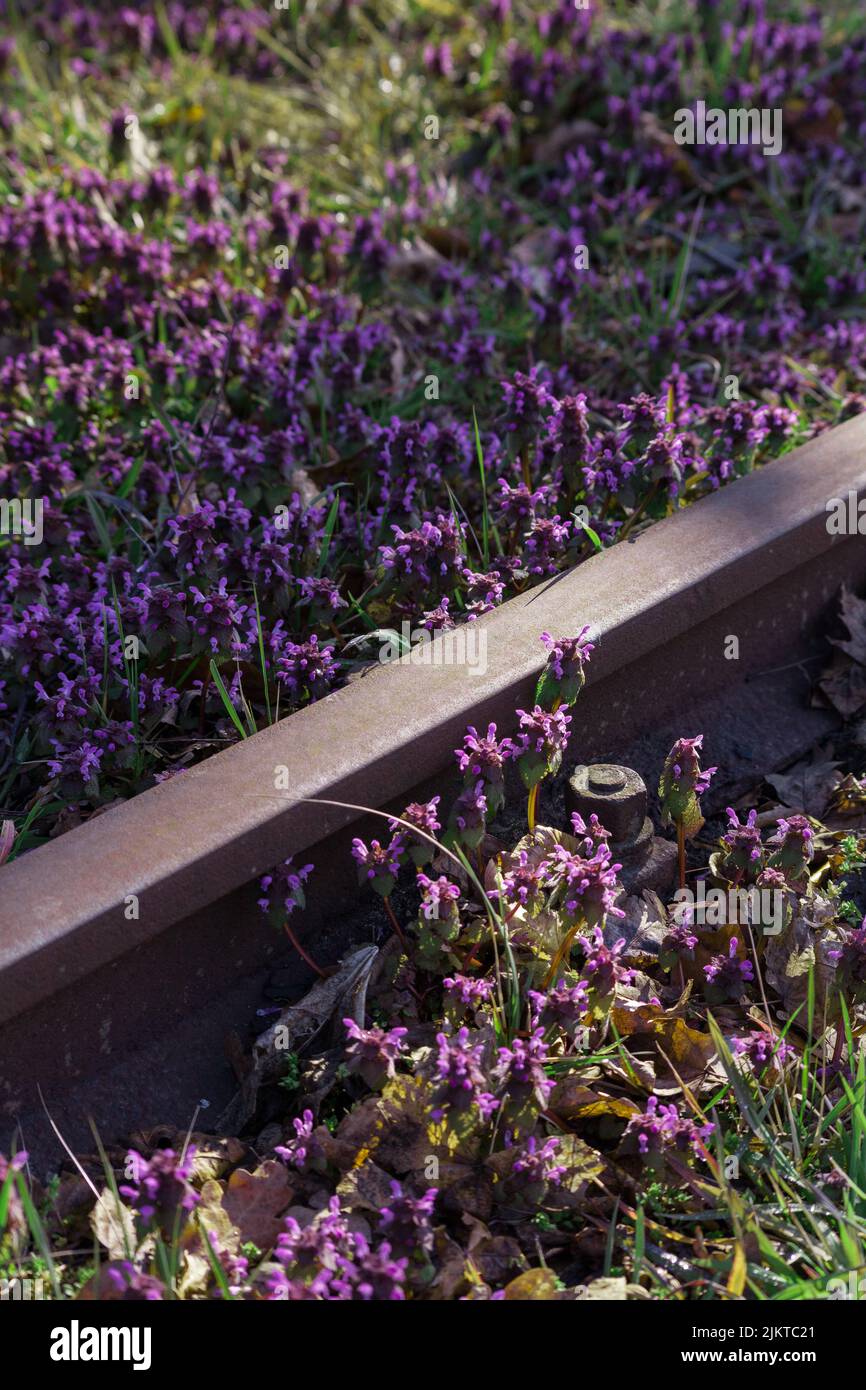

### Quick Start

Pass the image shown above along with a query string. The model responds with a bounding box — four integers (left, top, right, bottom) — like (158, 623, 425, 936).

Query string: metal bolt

(566, 763, 646, 844)
(565, 762, 677, 897)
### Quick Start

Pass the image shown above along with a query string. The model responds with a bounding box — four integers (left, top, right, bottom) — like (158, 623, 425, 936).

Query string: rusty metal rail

(3, 412, 866, 1168)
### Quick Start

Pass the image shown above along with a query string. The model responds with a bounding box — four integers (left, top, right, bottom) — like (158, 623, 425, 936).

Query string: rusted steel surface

(2, 412, 866, 1164)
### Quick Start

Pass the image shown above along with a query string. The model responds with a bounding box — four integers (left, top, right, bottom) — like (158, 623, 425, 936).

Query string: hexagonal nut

(565, 763, 648, 844)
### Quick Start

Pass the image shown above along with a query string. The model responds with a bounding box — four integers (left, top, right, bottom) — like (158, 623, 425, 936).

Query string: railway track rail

(3, 411, 866, 1169)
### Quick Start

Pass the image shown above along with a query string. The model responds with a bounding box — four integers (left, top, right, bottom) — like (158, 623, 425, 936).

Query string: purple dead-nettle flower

(447, 778, 488, 850)
(494, 1026, 553, 1112)
(47, 740, 103, 795)
(416, 871, 461, 924)
(120, 1146, 199, 1237)
(719, 807, 764, 881)
(274, 1109, 326, 1172)
(274, 1196, 407, 1301)
(619, 392, 667, 446)
(188, 581, 247, 657)
(463, 568, 505, 615)
(570, 811, 612, 852)
(377, 1180, 438, 1260)
(704, 936, 755, 1000)
(528, 976, 590, 1039)
(660, 907, 699, 971)
(542, 844, 625, 927)
(537, 626, 594, 707)
(510, 1135, 567, 1187)
(258, 857, 314, 923)
(732, 1030, 795, 1075)
(443, 973, 494, 1014)
(622, 1095, 713, 1167)
(493, 478, 549, 528)
(351, 834, 405, 898)
(275, 633, 340, 704)
(379, 514, 465, 592)
(767, 813, 814, 882)
(547, 392, 591, 461)
(577, 926, 634, 1005)
(639, 431, 686, 495)
(455, 723, 513, 816)
(522, 514, 572, 577)
(514, 704, 572, 791)
(101, 1262, 166, 1301)
(389, 796, 440, 867)
(495, 849, 546, 916)
(343, 1018, 408, 1090)
(500, 369, 555, 446)
(658, 735, 716, 837)
(419, 597, 455, 632)
(423, 40, 453, 78)
(431, 1027, 499, 1122)
(297, 574, 348, 618)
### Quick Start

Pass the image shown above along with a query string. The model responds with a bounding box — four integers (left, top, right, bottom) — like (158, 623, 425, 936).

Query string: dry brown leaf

(503, 1268, 561, 1299)
(90, 1189, 136, 1261)
(220, 1161, 294, 1252)
(548, 1077, 640, 1124)
(766, 751, 842, 818)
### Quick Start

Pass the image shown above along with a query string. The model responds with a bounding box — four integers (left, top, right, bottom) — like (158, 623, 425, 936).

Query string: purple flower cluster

(431, 1027, 498, 1121)
(2, 2, 860, 860)
(269, 1196, 407, 1301)
(120, 1146, 199, 1236)
(258, 858, 314, 924)
(622, 1095, 714, 1166)
(704, 937, 755, 1000)
(343, 1018, 408, 1090)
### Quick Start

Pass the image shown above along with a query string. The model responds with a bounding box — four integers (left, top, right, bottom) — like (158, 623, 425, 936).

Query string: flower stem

(677, 821, 686, 892)
(384, 895, 407, 949)
(282, 919, 328, 979)
(527, 782, 539, 833)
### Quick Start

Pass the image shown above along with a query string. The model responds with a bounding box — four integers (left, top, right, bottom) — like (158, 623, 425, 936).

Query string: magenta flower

(454, 723, 514, 817)
(577, 926, 634, 1004)
(390, 797, 441, 867)
(541, 844, 624, 926)
(537, 626, 595, 707)
(431, 1027, 498, 1121)
(767, 814, 814, 883)
(658, 734, 716, 837)
(510, 1135, 567, 1188)
(258, 857, 314, 924)
(514, 704, 572, 792)
(120, 1147, 199, 1237)
(528, 977, 590, 1039)
(343, 1019, 407, 1089)
(495, 848, 546, 915)
(351, 834, 405, 897)
(704, 937, 755, 1000)
(274, 1110, 327, 1173)
(732, 1030, 795, 1075)
(443, 973, 494, 1009)
(494, 1026, 553, 1111)
(416, 872, 461, 922)
(622, 1095, 713, 1167)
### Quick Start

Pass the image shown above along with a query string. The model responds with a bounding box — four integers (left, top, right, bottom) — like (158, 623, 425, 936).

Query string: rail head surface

(1, 411, 866, 1023)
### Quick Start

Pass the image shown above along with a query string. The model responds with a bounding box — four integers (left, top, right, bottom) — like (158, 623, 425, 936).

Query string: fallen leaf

(503, 1268, 560, 1299)
(90, 1189, 136, 1261)
(817, 654, 866, 718)
(766, 752, 842, 818)
(549, 1078, 640, 1124)
(829, 585, 866, 665)
(220, 1162, 294, 1252)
